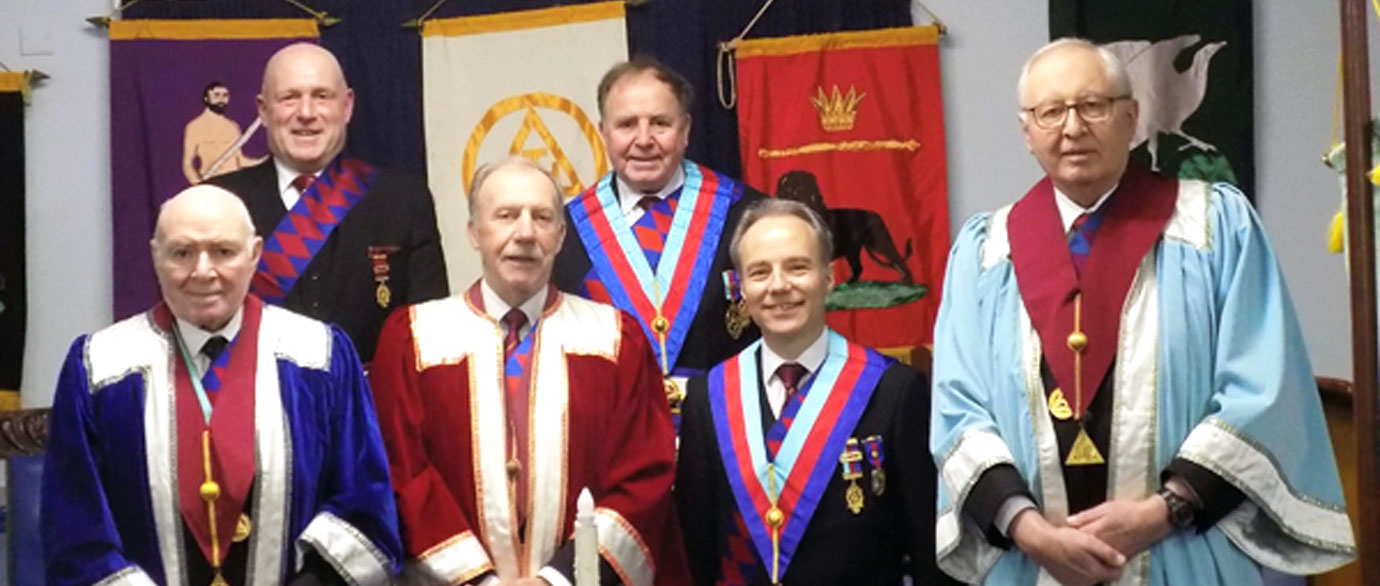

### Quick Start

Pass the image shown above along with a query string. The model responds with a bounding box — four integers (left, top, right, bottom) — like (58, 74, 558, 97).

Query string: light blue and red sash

(569, 161, 739, 372)
(154, 295, 262, 569)
(253, 158, 377, 304)
(707, 331, 890, 578)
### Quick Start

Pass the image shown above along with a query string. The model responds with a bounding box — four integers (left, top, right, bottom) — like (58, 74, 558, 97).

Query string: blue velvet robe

(42, 304, 402, 586)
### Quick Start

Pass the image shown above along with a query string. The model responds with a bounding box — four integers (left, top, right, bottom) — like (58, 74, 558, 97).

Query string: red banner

(736, 26, 950, 350)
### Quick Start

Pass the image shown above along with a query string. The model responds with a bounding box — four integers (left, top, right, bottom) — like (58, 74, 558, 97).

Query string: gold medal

(1065, 427, 1106, 466)
(376, 282, 391, 309)
(1047, 388, 1074, 420)
(233, 514, 252, 543)
(211, 571, 229, 586)
(724, 299, 750, 340)
(845, 481, 865, 515)
(664, 378, 684, 412)
(870, 468, 886, 497)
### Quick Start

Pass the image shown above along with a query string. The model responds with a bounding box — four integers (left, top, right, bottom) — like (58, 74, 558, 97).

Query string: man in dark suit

(554, 57, 762, 417)
(209, 43, 447, 363)
(674, 199, 956, 586)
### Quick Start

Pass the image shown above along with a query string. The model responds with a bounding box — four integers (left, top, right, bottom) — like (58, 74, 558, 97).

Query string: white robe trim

(298, 511, 393, 586)
(84, 307, 332, 586)
(93, 566, 159, 586)
(1179, 420, 1356, 572)
(935, 427, 1013, 581)
(403, 531, 493, 585)
(591, 507, 655, 586)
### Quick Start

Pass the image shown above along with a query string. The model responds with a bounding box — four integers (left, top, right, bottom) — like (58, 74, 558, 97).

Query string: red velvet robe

(370, 286, 689, 586)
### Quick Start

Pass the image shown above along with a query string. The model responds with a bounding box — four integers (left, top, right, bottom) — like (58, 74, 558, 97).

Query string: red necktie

(291, 174, 314, 193)
(501, 308, 530, 533)
(768, 362, 809, 458)
(777, 362, 807, 401)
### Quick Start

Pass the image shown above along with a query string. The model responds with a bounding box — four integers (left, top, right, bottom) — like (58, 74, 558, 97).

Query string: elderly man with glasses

(929, 38, 1354, 585)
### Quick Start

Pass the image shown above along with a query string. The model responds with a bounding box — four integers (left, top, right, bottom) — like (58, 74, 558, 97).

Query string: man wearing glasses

(929, 38, 1354, 584)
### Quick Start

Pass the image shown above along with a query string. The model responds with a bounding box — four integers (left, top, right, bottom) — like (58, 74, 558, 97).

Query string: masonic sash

(155, 295, 263, 574)
(707, 331, 890, 579)
(569, 161, 738, 372)
(253, 158, 377, 304)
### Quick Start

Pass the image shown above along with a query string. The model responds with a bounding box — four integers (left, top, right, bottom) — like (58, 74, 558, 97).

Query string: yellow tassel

(1328, 211, 1347, 254)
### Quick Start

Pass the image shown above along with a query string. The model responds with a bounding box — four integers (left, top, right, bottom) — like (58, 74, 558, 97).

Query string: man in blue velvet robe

(930, 39, 1355, 585)
(42, 185, 402, 586)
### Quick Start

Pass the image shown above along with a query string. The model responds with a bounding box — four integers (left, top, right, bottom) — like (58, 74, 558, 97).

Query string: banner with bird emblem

(735, 25, 951, 352)
(108, 19, 319, 319)
(1050, 1, 1254, 198)
(0, 72, 28, 410)
(421, 2, 626, 292)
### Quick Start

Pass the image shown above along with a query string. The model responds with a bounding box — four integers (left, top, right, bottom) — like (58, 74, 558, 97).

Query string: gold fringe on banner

(0, 391, 18, 412)
(109, 18, 319, 40)
(90, 0, 338, 29)
(419, 1, 624, 37)
(0, 70, 47, 105)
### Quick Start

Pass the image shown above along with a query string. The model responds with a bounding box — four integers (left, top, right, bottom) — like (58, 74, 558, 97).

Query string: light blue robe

(41, 305, 402, 586)
(930, 180, 1355, 585)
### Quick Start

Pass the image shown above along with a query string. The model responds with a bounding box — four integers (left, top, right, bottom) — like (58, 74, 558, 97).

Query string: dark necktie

(291, 174, 314, 194)
(201, 335, 229, 362)
(502, 309, 526, 359)
(777, 362, 807, 403)
(767, 362, 809, 458)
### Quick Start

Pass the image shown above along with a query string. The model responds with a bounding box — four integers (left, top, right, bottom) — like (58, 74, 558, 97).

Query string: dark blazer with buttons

(207, 158, 449, 363)
(674, 356, 960, 586)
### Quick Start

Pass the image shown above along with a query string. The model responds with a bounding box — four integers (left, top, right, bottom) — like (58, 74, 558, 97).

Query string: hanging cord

(715, 0, 778, 110)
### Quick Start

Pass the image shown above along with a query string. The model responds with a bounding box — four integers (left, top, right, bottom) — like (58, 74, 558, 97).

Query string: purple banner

(111, 31, 315, 318)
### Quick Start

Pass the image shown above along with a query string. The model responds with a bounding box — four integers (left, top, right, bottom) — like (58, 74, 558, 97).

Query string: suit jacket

(552, 176, 764, 377)
(675, 353, 958, 586)
(208, 159, 448, 362)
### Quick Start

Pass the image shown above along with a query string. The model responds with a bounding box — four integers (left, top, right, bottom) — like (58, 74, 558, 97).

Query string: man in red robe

(369, 156, 688, 586)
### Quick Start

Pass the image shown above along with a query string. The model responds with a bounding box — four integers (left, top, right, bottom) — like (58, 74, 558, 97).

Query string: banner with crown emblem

(108, 19, 320, 319)
(421, 2, 626, 290)
(736, 26, 951, 350)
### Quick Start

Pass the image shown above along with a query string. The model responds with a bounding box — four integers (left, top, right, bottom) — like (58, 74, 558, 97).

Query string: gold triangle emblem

(1065, 427, 1105, 466)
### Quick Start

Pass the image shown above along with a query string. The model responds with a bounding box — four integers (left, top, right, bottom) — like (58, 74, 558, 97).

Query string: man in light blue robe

(930, 38, 1355, 585)
(42, 185, 402, 586)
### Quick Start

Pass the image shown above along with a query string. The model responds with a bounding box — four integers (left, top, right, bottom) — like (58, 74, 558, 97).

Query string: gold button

(199, 480, 221, 502)
(1066, 331, 1088, 353)
(766, 507, 784, 528)
(652, 316, 670, 334)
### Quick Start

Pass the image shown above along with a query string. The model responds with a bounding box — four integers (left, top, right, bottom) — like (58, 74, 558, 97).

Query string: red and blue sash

(707, 331, 890, 578)
(253, 158, 377, 304)
(154, 296, 262, 570)
(569, 161, 739, 373)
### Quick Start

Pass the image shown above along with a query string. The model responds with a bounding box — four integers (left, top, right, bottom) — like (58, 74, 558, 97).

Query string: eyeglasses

(1023, 95, 1131, 130)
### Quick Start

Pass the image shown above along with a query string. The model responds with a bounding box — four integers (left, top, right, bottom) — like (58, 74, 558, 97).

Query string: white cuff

(538, 565, 574, 586)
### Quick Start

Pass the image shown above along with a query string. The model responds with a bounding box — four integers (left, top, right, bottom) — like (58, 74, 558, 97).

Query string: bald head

(257, 43, 354, 175)
(151, 185, 263, 330)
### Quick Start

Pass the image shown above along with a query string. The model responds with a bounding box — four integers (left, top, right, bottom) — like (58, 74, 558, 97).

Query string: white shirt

(759, 329, 830, 418)
(1054, 184, 1117, 236)
(274, 157, 319, 211)
(618, 166, 686, 225)
(175, 307, 244, 377)
(479, 280, 547, 340)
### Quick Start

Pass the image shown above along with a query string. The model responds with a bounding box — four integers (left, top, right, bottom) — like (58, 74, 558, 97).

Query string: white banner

(422, 2, 626, 291)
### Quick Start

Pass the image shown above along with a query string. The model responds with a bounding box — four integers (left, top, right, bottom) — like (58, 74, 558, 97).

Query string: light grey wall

(1, 0, 112, 408)
(0, 0, 1367, 408)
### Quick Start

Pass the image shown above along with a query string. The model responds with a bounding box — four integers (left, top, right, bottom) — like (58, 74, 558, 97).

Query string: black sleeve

(890, 367, 964, 585)
(402, 174, 449, 303)
(1164, 458, 1247, 533)
(962, 464, 1034, 549)
(675, 377, 722, 586)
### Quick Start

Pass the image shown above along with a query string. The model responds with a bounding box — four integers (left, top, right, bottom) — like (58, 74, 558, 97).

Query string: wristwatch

(1157, 486, 1196, 530)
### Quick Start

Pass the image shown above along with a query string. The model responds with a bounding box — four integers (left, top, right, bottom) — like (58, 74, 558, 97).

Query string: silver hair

(467, 156, 566, 225)
(1016, 37, 1132, 109)
(729, 198, 834, 271)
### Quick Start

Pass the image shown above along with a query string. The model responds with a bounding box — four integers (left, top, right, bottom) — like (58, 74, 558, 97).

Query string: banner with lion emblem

(736, 26, 951, 351)
(421, 2, 626, 290)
